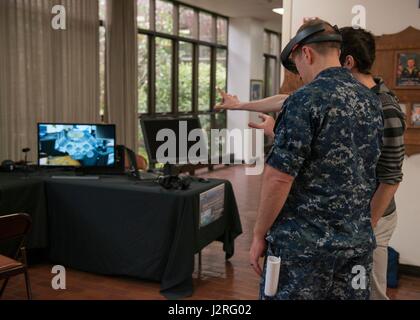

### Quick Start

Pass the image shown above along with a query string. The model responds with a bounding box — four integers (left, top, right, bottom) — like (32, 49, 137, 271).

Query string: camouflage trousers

(259, 242, 373, 300)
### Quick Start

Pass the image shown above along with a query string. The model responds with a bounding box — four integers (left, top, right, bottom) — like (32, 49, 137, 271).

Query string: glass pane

(215, 112, 226, 128)
(264, 58, 272, 97)
(155, 38, 172, 113)
(179, 6, 195, 39)
(137, 0, 150, 29)
(99, 26, 106, 117)
(138, 122, 149, 165)
(216, 17, 227, 45)
(270, 58, 277, 95)
(179, 42, 193, 113)
(199, 12, 214, 43)
(198, 46, 211, 112)
(215, 49, 227, 106)
(263, 32, 270, 54)
(214, 112, 227, 156)
(99, 0, 106, 21)
(270, 33, 279, 55)
(265, 57, 277, 97)
(138, 34, 148, 114)
(198, 114, 211, 141)
(156, 0, 173, 34)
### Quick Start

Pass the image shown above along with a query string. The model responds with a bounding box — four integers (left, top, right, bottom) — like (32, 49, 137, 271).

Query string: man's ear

(344, 55, 356, 70)
(301, 46, 313, 64)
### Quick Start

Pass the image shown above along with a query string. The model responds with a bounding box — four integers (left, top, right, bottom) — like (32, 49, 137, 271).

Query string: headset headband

(281, 23, 343, 74)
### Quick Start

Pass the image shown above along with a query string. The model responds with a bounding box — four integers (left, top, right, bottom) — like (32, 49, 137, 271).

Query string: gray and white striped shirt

(372, 78, 406, 216)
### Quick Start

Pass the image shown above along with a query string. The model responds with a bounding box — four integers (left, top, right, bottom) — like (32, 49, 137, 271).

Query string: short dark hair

(295, 18, 341, 55)
(339, 27, 376, 74)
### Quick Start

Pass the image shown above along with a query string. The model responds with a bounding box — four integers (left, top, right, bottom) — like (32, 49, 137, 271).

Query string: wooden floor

(2, 165, 420, 300)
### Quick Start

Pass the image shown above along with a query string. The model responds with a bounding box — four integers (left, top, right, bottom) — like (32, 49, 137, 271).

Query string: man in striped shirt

(339, 27, 405, 300)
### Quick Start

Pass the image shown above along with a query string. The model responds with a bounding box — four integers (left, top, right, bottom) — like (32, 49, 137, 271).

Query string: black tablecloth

(0, 174, 48, 251)
(0, 173, 242, 299)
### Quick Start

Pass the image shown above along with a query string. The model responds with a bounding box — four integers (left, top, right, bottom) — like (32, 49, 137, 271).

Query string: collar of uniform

(314, 66, 348, 81)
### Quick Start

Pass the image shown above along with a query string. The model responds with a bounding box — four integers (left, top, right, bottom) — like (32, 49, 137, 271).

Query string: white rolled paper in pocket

(264, 256, 281, 297)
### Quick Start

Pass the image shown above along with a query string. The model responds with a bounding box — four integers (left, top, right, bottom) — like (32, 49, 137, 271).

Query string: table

(0, 175, 48, 251)
(0, 173, 242, 299)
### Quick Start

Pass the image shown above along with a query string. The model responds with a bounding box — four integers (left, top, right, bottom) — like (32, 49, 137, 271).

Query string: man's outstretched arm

(215, 88, 288, 113)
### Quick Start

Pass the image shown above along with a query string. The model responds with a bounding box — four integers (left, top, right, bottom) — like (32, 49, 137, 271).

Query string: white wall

(290, 0, 420, 35)
(227, 18, 266, 161)
(392, 155, 420, 266)
(283, 0, 420, 266)
(281, 0, 293, 85)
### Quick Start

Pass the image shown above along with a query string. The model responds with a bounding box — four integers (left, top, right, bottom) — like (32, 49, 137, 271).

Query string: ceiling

(179, 0, 283, 22)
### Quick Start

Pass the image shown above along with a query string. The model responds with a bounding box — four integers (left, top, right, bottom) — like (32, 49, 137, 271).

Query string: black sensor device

(157, 175, 191, 190)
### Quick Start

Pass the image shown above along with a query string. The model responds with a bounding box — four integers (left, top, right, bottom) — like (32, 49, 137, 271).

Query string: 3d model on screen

(38, 124, 115, 167)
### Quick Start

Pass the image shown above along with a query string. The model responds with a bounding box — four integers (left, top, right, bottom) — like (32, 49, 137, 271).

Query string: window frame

(137, 0, 229, 117)
(262, 29, 281, 151)
(263, 29, 281, 98)
(99, 0, 229, 161)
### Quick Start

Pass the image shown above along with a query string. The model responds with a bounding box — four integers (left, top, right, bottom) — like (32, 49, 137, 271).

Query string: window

(216, 48, 227, 105)
(178, 42, 193, 112)
(216, 17, 228, 46)
(155, 37, 173, 113)
(138, 34, 148, 114)
(199, 12, 214, 43)
(99, 1, 228, 164)
(137, 0, 150, 29)
(137, 0, 228, 164)
(179, 6, 196, 39)
(155, 0, 174, 34)
(198, 46, 211, 111)
(263, 30, 281, 150)
(263, 30, 281, 98)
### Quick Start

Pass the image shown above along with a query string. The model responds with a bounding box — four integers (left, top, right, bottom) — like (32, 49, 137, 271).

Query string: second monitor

(140, 116, 208, 166)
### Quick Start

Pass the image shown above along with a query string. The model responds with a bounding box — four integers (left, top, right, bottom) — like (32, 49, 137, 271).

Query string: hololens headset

(281, 22, 343, 74)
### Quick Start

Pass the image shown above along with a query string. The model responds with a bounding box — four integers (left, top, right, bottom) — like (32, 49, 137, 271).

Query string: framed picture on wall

(395, 51, 420, 88)
(412, 103, 420, 127)
(250, 80, 264, 101)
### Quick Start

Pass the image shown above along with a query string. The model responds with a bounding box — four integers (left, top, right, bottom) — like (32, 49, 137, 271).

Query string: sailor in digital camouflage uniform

(249, 19, 384, 300)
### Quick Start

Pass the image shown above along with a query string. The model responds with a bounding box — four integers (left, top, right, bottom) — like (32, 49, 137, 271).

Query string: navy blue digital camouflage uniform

(260, 67, 384, 300)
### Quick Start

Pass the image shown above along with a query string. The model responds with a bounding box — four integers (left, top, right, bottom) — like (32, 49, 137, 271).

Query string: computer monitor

(37, 123, 116, 168)
(140, 116, 206, 165)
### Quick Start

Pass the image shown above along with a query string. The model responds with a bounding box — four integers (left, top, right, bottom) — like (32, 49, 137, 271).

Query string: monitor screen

(140, 117, 206, 164)
(38, 123, 116, 167)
